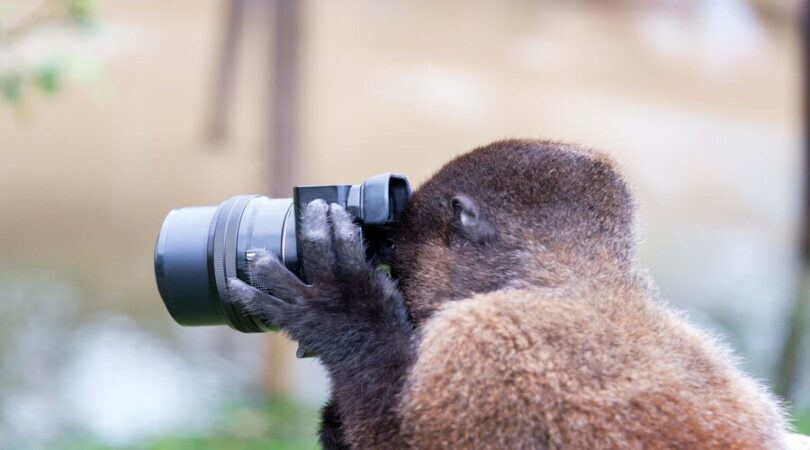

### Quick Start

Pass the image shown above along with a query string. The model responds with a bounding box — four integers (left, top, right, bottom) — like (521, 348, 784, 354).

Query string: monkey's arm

(227, 199, 414, 448)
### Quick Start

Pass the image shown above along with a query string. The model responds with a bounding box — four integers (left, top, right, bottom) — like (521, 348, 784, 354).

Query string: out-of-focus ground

(0, 0, 806, 447)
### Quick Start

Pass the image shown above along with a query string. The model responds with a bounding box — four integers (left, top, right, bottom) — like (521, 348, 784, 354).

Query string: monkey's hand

(226, 199, 413, 371)
(227, 199, 413, 447)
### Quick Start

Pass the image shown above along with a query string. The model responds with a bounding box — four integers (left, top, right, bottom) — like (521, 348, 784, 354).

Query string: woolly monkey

(229, 139, 789, 449)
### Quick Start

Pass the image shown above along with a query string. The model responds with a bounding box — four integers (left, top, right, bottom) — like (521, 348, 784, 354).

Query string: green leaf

(33, 63, 61, 95)
(69, 0, 97, 26)
(1, 73, 23, 103)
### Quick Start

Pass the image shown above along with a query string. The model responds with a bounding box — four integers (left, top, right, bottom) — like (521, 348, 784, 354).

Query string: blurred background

(0, 0, 807, 448)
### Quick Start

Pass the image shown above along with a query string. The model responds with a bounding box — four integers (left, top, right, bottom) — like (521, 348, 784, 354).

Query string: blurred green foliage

(56, 397, 320, 450)
(1, 73, 23, 101)
(795, 411, 810, 435)
(0, 0, 97, 105)
(69, 0, 96, 26)
(34, 62, 62, 94)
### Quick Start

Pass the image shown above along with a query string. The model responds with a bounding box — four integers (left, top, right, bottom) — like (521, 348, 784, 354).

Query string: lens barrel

(154, 195, 296, 332)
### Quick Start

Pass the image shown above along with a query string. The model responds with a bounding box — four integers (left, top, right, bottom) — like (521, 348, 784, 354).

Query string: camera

(154, 173, 411, 332)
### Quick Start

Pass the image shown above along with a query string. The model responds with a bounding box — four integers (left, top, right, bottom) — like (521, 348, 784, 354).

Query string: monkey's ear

(450, 194, 495, 243)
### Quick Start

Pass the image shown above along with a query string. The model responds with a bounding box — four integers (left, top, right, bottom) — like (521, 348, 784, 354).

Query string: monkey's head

(391, 139, 636, 324)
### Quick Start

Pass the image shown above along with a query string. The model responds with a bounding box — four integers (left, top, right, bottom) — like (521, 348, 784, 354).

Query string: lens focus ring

(210, 195, 263, 332)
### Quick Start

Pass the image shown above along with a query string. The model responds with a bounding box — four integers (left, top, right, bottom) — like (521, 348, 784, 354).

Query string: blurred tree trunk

(262, 0, 301, 398)
(774, 6, 808, 401)
(207, 0, 245, 142)
(207, 0, 301, 398)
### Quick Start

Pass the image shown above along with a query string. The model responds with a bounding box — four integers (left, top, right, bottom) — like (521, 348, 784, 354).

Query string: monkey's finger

(329, 203, 369, 277)
(299, 199, 338, 286)
(227, 278, 291, 327)
(245, 248, 308, 302)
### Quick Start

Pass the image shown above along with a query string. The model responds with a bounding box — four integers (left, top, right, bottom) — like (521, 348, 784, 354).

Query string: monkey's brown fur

(391, 140, 788, 449)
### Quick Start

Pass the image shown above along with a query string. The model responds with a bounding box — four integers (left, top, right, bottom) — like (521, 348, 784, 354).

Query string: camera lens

(154, 195, 297, 332)
(154, 173, 411, 334)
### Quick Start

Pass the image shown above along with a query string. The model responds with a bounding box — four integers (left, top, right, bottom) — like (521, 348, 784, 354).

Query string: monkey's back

(398, 285, 788, 450)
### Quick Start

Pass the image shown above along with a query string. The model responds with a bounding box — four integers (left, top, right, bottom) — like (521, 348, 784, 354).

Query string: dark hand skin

(227, 199, 414, 449)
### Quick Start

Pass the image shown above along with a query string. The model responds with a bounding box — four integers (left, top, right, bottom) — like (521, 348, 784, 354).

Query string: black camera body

(154, 173, 411, 333)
